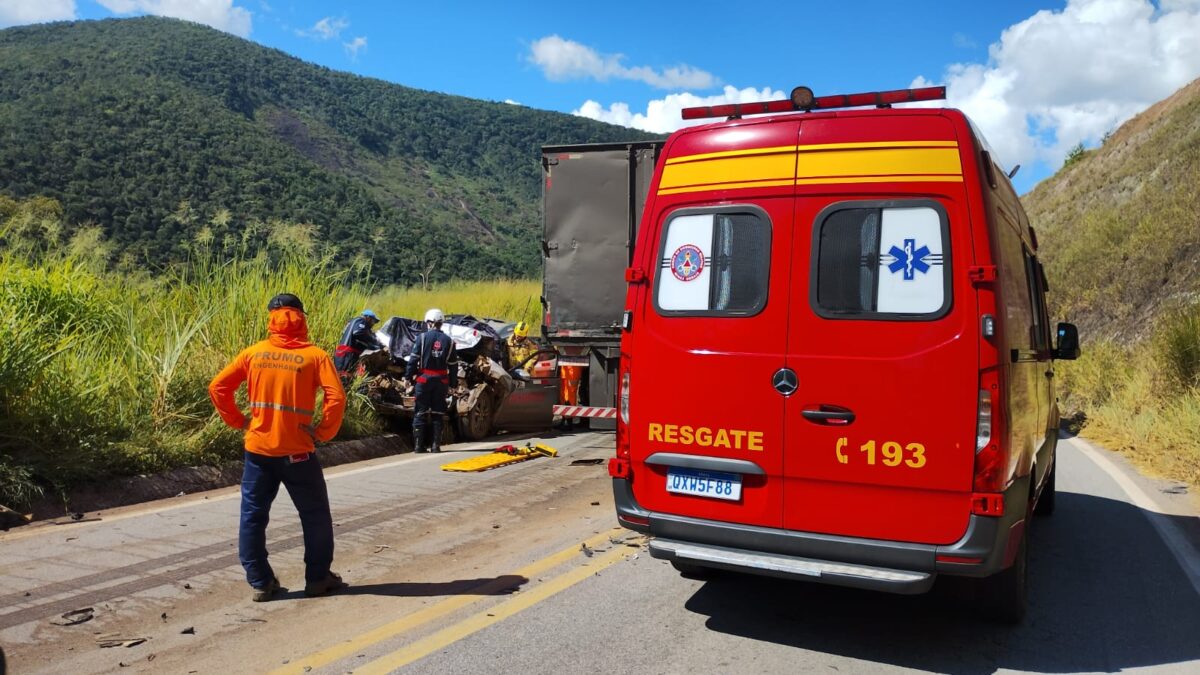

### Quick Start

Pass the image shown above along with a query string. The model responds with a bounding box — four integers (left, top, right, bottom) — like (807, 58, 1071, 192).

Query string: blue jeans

(239, 451, 334, 589)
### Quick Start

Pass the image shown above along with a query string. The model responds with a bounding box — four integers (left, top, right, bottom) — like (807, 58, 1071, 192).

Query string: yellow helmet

(513, 321, 529, 339)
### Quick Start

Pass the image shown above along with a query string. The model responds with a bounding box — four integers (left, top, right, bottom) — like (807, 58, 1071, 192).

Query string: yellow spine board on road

(441, 443, 557, 472)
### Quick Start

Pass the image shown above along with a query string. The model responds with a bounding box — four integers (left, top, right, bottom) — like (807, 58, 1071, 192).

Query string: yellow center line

(354, 544, 634, 675)
(271, 529, 626, 675)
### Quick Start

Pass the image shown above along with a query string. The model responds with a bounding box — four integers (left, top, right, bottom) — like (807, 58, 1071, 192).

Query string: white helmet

(424, 308, 444, 323)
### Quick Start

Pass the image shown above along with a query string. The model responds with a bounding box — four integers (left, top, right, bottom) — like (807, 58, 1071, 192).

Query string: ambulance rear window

(811, 200, 950, 320)
(654, 206, 770, 316)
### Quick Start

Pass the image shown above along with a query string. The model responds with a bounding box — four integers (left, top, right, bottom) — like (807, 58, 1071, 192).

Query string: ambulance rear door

(782, 113, 980, 545)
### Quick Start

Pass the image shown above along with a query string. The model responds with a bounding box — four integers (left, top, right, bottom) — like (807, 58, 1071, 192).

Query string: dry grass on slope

(1026, 77, 1200, 490)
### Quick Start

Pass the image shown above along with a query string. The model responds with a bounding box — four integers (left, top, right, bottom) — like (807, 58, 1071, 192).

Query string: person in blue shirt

(333, 309, 384, 378)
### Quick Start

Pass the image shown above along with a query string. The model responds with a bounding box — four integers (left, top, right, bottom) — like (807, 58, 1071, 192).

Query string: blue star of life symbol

(887, 238, 931, 281)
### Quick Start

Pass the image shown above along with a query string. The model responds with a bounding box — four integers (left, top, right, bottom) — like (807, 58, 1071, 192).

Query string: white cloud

(919, 0, 1200, 171)
(344, 36, 367, 60)
(530, 35, 718, 90)
(0, 0, 76, 27)
(97, 0, 252, 37)
(298, 16, 347, 40)
(573, 86, 786, 133)
(504, 99, 522, 106)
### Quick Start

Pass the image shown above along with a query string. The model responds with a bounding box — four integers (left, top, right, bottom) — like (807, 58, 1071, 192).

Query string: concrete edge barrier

(22, 435, 410, 522)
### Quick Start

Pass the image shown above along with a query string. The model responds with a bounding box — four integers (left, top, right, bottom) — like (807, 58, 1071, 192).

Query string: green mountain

(1024, 77, 1200, 342)
(0, 17, 657, 284)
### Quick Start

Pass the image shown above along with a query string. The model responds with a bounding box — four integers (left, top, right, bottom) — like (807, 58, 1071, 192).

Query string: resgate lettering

(647, 422, 764, 452)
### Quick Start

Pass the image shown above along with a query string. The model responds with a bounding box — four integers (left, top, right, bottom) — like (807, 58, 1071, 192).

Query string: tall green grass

(0, 201, 541, 508)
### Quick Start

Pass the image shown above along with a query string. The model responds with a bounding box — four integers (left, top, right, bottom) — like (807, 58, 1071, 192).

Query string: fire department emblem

(671, 244, 705, 282)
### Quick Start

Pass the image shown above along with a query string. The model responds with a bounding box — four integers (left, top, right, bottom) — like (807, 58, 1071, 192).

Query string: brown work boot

(251, 576, 280, 603)
(304, 572, 347, 597)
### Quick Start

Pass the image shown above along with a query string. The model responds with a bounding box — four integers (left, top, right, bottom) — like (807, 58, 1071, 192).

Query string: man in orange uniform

(208, 293, 347, 602)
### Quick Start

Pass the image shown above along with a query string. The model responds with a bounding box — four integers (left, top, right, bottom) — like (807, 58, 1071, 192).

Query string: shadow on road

(279, 574, 530, 600)
(683, 491, 1200, 673)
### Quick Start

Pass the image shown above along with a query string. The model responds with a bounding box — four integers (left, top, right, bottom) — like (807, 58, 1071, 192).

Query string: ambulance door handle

(801, 405, 856, 426)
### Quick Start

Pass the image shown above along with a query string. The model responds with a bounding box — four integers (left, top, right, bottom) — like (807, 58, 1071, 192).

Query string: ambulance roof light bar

(680, 85, 947, 121)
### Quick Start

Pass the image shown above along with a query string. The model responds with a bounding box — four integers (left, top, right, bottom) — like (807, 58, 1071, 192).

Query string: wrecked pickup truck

(357, 315, 560, 441)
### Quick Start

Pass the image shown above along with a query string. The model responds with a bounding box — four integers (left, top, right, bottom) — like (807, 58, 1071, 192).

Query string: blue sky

(4, 1, 1200, 193)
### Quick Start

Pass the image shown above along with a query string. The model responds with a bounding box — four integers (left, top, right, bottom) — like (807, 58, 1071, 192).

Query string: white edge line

(1069, 437, 1200, 597)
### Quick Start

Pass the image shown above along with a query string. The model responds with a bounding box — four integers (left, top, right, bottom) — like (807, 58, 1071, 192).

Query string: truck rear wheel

(978, 529, 1028, 624)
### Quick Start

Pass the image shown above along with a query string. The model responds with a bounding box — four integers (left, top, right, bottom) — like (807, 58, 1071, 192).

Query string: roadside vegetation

(0, 198, 540, 510)
(1057, 309, 1200, 487)
(1027, 78, 1200, 489)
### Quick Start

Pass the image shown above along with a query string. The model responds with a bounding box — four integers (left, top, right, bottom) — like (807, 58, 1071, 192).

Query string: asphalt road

(1, 431, 1197, 674)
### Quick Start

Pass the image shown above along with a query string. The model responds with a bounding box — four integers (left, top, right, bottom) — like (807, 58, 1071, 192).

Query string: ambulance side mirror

(1053, 322, 1080, 360)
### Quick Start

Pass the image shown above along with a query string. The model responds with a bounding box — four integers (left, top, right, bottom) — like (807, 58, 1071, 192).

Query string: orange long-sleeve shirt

(208, 307, 346, 456)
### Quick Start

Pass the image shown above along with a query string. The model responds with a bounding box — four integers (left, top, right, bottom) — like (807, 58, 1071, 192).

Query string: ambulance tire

(979, 528, 1028, 624)
(671, 560, 715, 580)
(1034, 459, 1056, 516)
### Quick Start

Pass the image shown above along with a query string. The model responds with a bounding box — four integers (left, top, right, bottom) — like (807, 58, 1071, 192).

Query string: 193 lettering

(835, 437, 927, 468)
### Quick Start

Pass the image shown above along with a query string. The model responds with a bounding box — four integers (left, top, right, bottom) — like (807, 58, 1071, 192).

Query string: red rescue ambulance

(609, 86, 1080, 622)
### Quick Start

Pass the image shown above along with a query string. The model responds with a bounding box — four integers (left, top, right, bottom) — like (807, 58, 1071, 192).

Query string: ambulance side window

(811, 200, 951, 320)
(654, 207, 771, 316)
(1023, 251, 1051, 352)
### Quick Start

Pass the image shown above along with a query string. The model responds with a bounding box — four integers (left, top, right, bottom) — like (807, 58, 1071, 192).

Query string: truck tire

(1034, 459, 1056, 516)
(978, 528, 1028, 624)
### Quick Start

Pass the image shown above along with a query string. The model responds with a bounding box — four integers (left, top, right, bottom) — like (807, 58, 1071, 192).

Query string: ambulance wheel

(1034, 460, 1056, 516)
(979, 529, 1028, 624)
(671, 560, 714, 579)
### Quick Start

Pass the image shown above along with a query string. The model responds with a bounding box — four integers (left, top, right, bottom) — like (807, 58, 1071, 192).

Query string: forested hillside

(0, 17, 657, 284)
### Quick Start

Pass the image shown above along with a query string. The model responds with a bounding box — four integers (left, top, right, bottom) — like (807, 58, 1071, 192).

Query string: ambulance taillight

(610, 363, 632, 479)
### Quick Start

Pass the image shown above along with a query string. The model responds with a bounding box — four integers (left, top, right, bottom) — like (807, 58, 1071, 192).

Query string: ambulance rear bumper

(649, 538, 936, 594)
(613, 476, 1028, 592)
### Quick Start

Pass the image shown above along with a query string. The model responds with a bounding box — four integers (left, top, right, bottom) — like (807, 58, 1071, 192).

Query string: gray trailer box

(541, 141, 664, 428)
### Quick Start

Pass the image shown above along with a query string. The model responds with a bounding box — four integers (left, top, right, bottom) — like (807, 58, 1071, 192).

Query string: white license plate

(666, 467, 742, 502)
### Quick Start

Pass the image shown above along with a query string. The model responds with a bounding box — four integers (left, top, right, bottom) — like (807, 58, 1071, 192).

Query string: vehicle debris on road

(50, 608, 94, 626)
(96, 634, 148, 648)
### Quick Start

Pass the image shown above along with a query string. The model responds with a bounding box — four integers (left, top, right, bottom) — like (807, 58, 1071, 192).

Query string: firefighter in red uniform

(405, 308, 459, 453)
(208, 293, 347, 602)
